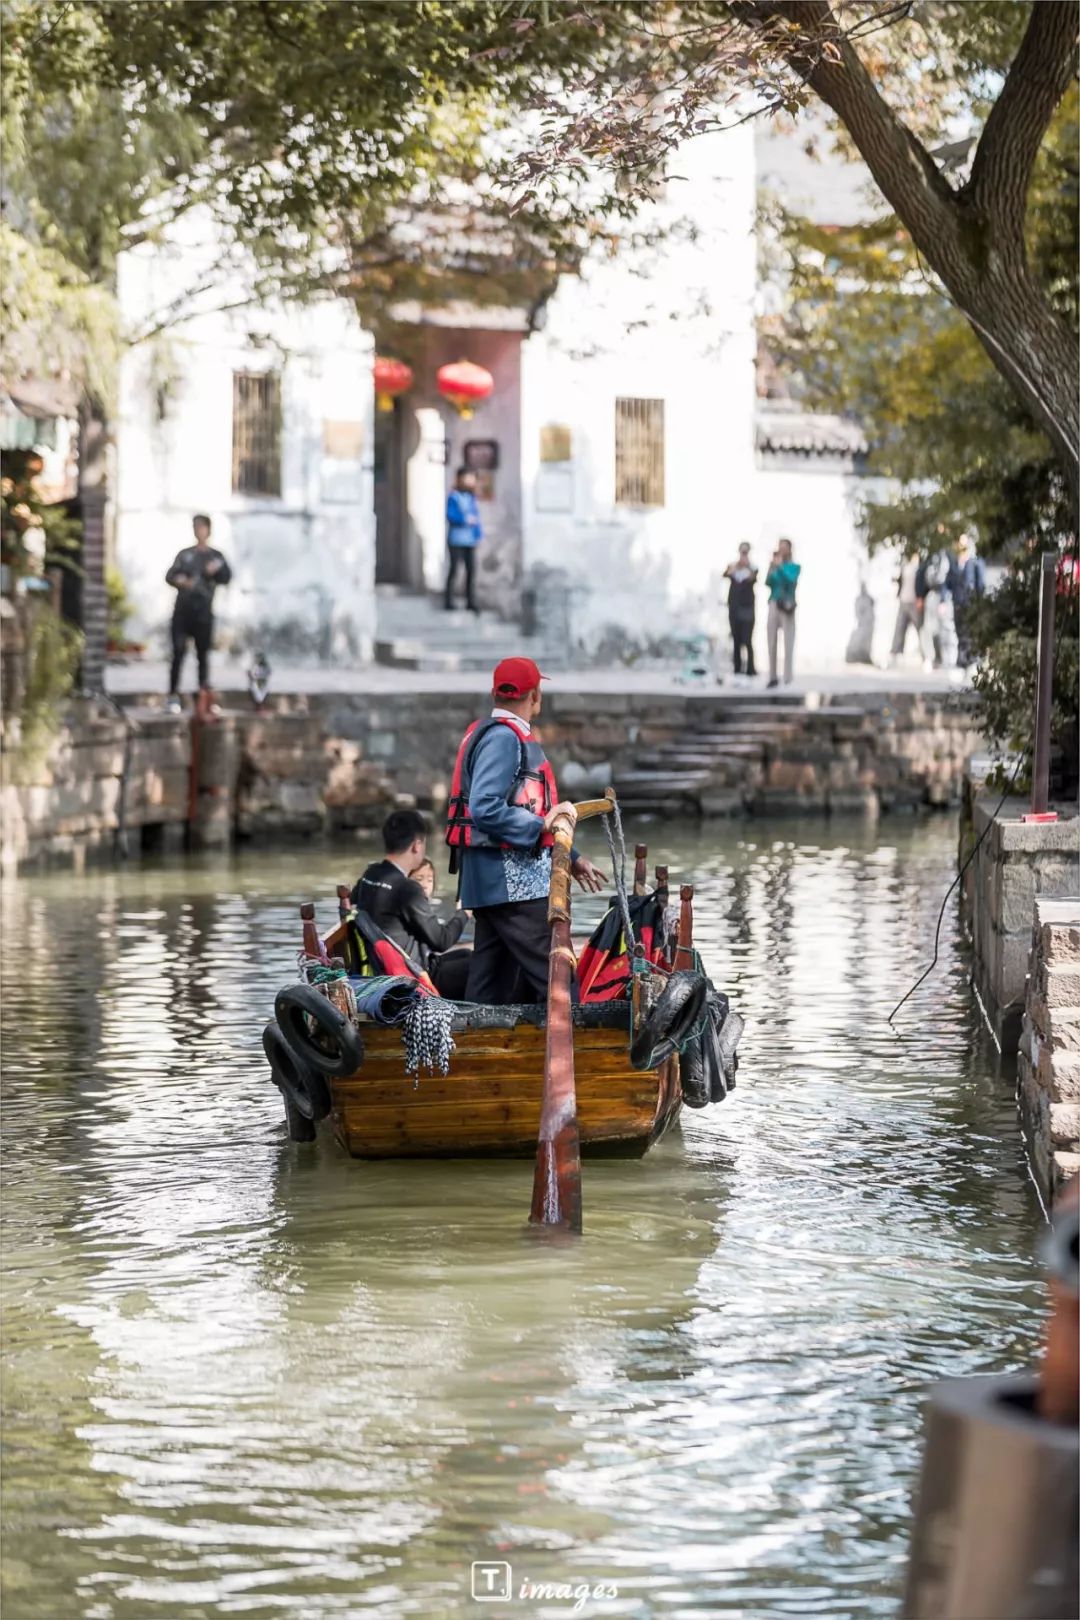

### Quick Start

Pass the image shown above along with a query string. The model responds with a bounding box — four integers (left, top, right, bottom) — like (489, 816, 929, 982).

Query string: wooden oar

(529, 788, 616, 1235)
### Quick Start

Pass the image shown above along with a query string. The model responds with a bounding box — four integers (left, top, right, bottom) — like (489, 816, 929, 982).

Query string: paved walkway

(106, 656, 965, 701)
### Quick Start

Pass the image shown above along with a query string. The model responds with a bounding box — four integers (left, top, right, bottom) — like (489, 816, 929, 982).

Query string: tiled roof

(755, 404, 868, 458)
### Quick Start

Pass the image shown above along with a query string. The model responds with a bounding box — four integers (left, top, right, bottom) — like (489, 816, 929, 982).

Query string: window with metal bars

(614, 397, 665, 507)
(232, 372, 282, 496)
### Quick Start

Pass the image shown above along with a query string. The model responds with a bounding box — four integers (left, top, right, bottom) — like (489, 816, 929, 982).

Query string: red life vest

(446, 716, 557, 855)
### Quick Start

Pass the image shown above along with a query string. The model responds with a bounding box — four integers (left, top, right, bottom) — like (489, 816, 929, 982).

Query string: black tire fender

(630, 971, 708, 1072)
(283, 1093, 318, 1142)
(262, 1019, 332, 1123)
(274, 982, 365, 1080)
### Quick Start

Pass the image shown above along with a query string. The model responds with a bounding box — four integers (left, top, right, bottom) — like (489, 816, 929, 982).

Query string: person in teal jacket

(444, 468, 483, 612)
(765, 537, 801, 688)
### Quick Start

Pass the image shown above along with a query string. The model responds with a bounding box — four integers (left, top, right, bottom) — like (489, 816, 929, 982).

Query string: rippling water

(1, 818, 1045, 1620)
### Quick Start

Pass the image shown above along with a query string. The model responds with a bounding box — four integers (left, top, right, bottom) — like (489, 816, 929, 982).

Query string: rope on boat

(297, 953, 356, 1021)
(603, 797, 638, 965)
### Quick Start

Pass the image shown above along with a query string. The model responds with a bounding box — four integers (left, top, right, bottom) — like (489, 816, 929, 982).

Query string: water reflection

(1, 821, 1044, 1619)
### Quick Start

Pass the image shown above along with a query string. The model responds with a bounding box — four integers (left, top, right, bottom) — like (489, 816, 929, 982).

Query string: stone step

(374, 639, 564, 673)
(615, 770, 712, 789)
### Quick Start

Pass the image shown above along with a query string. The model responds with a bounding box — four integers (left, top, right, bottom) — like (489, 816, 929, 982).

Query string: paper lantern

(373, 356, 414, 413)
(436, 359, 494, 421)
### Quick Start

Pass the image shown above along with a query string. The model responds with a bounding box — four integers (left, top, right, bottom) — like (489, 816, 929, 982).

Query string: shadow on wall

(524, 520, 727, 666)
(217, 588, 363, 664)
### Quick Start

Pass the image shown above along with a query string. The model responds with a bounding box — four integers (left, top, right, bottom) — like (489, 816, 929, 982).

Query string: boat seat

(448, 1000, 631, 1033)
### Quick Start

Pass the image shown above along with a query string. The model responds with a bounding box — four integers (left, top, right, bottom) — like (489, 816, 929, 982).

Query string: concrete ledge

(1018, 896, 1080, 1199)
(965, 788, 1080, 1054)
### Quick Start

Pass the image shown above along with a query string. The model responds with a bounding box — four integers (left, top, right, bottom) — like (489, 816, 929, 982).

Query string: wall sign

(463, 439, 499, 471)
(535, 464, 574, 513)
(322, 419, 364, 459)
(540, 424, 572, 463)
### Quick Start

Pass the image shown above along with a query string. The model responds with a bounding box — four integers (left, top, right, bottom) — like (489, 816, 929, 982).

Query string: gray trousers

(891, 601, 922, 657)
(921, 593, 957, 667)
(767, 601, 795, 683)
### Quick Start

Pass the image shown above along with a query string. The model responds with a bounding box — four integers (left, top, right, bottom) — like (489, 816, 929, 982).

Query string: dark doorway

(374, 403, 408, 585)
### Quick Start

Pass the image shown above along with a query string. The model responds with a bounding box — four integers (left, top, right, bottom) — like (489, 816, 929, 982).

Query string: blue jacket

(954, 555, 986, 606)
(458, 722, 558, 909)
(447, 489, 482, 548)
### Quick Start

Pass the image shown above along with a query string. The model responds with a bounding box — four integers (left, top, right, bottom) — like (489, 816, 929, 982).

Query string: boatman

(447, 657, 606, 1004)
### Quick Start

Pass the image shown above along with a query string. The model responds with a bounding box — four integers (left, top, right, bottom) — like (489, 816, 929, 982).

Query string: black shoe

(767, 678, 779, 689)
(467, 603, 480, 614)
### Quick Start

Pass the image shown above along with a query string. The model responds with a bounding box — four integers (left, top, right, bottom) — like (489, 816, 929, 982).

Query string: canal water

(1, 818, 1045, 1620)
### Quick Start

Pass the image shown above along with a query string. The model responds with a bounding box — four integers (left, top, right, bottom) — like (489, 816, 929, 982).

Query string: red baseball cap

(492, 656, 547, 699)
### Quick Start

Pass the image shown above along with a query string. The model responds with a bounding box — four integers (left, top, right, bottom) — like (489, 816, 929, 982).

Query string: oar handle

(572, 787, 617, 821)
(548, 789, 616, 924)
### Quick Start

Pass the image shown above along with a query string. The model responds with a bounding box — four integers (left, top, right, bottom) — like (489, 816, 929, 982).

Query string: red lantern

(373, 356, 414, 413)
(436, 359, 494, 421)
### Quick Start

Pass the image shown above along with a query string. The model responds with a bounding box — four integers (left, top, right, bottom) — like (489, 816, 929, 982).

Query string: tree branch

(739, 1, 963, 258)
(966, 0, 1078, 230)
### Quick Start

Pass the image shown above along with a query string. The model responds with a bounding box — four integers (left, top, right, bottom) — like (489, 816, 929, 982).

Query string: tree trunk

(959, 264, 1079, 491)
(747, 0, 1080, 488)
(77, 396, 109, 695)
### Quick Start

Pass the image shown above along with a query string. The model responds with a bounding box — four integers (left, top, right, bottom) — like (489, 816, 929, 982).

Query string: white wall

(116, 210, 376, 664)
(752, 461, 902, 671)
(521, 126, 758, 659)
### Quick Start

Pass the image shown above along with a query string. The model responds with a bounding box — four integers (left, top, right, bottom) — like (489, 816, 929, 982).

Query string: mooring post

(1030, 551, 1057, 818)
(300, 901, 327, 965)
(633, 843, 648, 896)
(654, 864, 671, 963)
(674, 884, 695, 971)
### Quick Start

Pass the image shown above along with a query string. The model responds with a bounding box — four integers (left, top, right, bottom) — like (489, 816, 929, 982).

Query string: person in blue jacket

(453, 657, 606, 1003)
(444, 467, 483, 613)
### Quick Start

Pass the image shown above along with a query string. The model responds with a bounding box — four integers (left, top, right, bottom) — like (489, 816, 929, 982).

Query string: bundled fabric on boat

(351, 975, 423, 1024)
(343, 909, 437, 994)
(349, 974, 456, 1078)
(578, 891, 666, 1002)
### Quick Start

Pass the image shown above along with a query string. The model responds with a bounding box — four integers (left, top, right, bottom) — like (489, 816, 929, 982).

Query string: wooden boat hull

(328, 1007, 681, 1160)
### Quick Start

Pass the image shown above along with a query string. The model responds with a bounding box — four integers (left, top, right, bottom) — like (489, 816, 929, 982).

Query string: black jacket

(166, 546, 232, 612)
(350, 859, 466, 966)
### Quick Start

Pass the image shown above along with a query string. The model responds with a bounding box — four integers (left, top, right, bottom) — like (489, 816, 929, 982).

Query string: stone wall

(1, 698, 191, 869)
(962, 791, 1080, 1053)
(1017, 899, 1080, 1199)
(3, 688, 983, 871)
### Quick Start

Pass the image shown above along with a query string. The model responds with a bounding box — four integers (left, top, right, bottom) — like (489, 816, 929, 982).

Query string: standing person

(952, 532, 986, 669)
(444, 468, 483, 613)
(765, 538, 800, 689)
(165, 514, 231, 712)
(889, 553, 924, 665)
(724, 543, 758, 677)
(447, 656, 605, 1004)
(917, 545, 959, 671)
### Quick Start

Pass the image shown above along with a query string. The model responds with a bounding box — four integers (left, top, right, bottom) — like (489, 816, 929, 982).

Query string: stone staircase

(374, 587, 565, 673)
(612, 698, 870, 815)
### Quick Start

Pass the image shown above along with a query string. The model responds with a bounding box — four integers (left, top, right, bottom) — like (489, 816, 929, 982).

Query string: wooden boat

(328, 998, 682, 1160)
(279, 849, 693, 1163)
(314, 893, 683, 1158)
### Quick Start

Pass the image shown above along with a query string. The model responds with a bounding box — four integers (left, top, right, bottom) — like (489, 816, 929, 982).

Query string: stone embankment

(962, 790, 1080, 1051)
(1018, 899, 1080, 1199)
(2, 687, 982, 870)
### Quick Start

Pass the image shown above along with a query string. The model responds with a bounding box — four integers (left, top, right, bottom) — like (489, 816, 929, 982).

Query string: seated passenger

(351, 811, 467, 989)
(409, 855, 473, 999)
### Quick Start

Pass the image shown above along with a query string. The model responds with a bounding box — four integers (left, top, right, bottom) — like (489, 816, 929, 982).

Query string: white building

(115, 124, 902, 675)
(116, 210, 376, 663)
